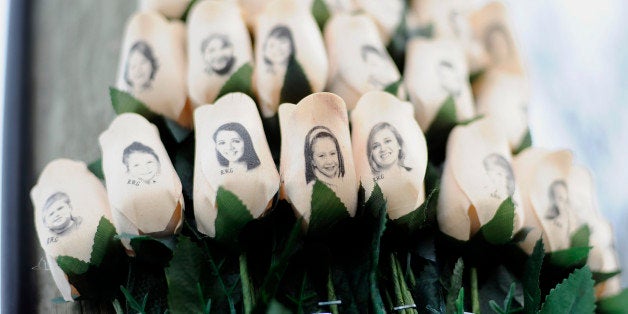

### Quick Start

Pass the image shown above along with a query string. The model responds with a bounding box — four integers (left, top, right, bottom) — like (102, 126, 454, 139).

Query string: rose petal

(138, 0, 191, 19)
(355, 0, 405, 43)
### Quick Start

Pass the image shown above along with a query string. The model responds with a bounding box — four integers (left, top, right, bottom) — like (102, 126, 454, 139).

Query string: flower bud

(437, 118, 524, 241)
(475, 70, 529, 151)
(116, 11, 191, 126)
(138, 0, 191, 19)
(187, 1, 253, 107)
(355, 0, 405, 44)
(325, 14, 404, 110)
(31, 159, 113, 301)
(193, 93, 280, 237)
(405, 39, 475, 131)
(254, 0, 328, 117)
(99, 113, 184, 250)
(279, 92, 358, 222)
(468, 1, 525, 75)
(351, 91, 428, 219)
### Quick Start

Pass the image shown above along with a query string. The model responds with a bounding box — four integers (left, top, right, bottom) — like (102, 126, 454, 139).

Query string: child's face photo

(264, 35, 292, 65)
(215, 130, 244, 163)
(370, 128, 400, 169)
(311, 137, 339, 179)
(203, 37, 235, 74)
(127, 49, 152, 88)
(127, 151, 159, 183)
(43, 199, 72, 231)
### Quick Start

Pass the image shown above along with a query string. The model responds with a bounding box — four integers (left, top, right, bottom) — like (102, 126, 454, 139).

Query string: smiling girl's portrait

(201, 34, 236, 76)
(122, 141, 161, 185)
(367, 122, 411, 177)
(304, 126, 346, 188)
(263, 25, 295, 74)
(124, 40, 159, 92)
(213, 122, 260, 173)
(41, 192, 82, 236)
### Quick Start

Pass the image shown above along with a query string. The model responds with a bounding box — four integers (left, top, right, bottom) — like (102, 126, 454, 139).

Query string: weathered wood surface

(31, 1, 134, 313)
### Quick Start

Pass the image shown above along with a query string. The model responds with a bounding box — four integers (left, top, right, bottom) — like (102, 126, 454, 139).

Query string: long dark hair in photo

(304, 126, 345, 184)
(263, 25, 295, 68)
(124, 40, 159, 88)
(213, 122, 261, 170)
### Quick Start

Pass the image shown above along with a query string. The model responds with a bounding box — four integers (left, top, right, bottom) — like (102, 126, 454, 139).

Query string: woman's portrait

(304, 126, 345, 185)
(361, 44, 397, 89)
(201, 34, 236, 76)
(483, 153, 515, 200)
(484, 23, 512, 65)
(124, 41, 159, 92)
(263, 25, 295, 74)
(41, 192, 82, 236)
(367, 122, 411, 175)
(122, 141, 161, 185)
(546, 180, 570, 220)
(436, 59, 463, 98)
(213, 122, 260, 172)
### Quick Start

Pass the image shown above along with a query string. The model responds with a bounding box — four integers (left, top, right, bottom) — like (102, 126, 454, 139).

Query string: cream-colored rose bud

(437, 118, 524, 241)
(351, 91, 428, 219)
(254, 0, 328, 117)
(322, 0, 358, 15)
(325, 14, 404, 110)
(355, 0, 405, 44)
(405, 38, 475, 131)
(31, 159, 113, 301)
(468, 1, 525, 75)
(475, 70, 529, 151)
(99, 113, 184, 250)
(279, 92, 358, 222)
(239, 0, 270, 29)
(187, 1, 253, 107)
(193, 93, 280, 237)
(116, 11, 191, 126)
(138, 0, 191, 19)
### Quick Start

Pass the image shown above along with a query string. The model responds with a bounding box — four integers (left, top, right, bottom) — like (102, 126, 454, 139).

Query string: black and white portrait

(42, 192, 82, 236)
(304, 126, 346, 186)
(484, 23, 512, 65)
(367, 122, 411, 176)
(546, 180, 570, 220)
(124, 41, 159, 92)
(122, 141, 161, 185)
(263, 25, 295, 74)
(213, 122, 260, 173)
(483, 153, 515, 200)
(201, 34, 236, 76)
(436, 59, 463, 98)
(361, 44, 397, 89)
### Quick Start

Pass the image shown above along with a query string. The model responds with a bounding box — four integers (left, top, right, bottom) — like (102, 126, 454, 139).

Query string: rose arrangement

(32, 0, 626, 313)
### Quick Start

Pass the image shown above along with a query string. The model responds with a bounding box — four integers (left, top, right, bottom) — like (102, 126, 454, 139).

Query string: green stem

(471, 267, 480, 314)
(326, 269, 339, 314)
(390, 254, 405, 312)
(240, 253, 254, 314)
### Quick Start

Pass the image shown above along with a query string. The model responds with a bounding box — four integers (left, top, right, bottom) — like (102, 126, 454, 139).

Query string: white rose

(351, 91, 428, 219)
(193, 92, 280, 237)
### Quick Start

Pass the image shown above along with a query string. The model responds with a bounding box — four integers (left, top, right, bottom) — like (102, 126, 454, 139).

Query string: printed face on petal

(127, 151, 160, 184)
(127, 47, 154, 89)
(43, 198, 73, 232)
(264, 28, 293, 67)
(370, 128, 401, 169)
(312, 137, 340, 179)
(215, 130, 245, 163)
(437, 60, 463, 97)
(202, 35, 235, 75)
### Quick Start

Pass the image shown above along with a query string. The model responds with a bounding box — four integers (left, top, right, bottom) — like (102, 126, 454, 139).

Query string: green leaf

(311, 0, 330, 30)
(425, 96, 457, 163)
(539, 266, 596, 314)
(592, 270, 621, 284)
(596, 288, 628, 313)
(391, 187, 439, 235)
(469, 70, 485, 85)
(121, 285, 147, 313)
(511, 227, 533, 243)
(88, 159, 104, 180)
(308, 180, 350, 238)
(523, 240, 544, 314)
(214, 187, 255, 246)
(112, 299, 124, 314)
(90, 216, 119, 265)
(548, 246, 591, 268)
(216, 63, 255, 100)
(489, 282, 518, 314)
(446, 258, 464, 314)
(384, 79, 404, 96)
(480, 197, 516, 245)
(165, 236, 207, 314)
(56, 256, 90, 276)
(455, 288, 465, 314)
(109, 87, 157, 120)
(129, 236, 174, 267)
(279, 56, 312, 104)
(570, 225, 590, 248)
(180, 0, 199, 22)
(513, 130, 532, 155)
